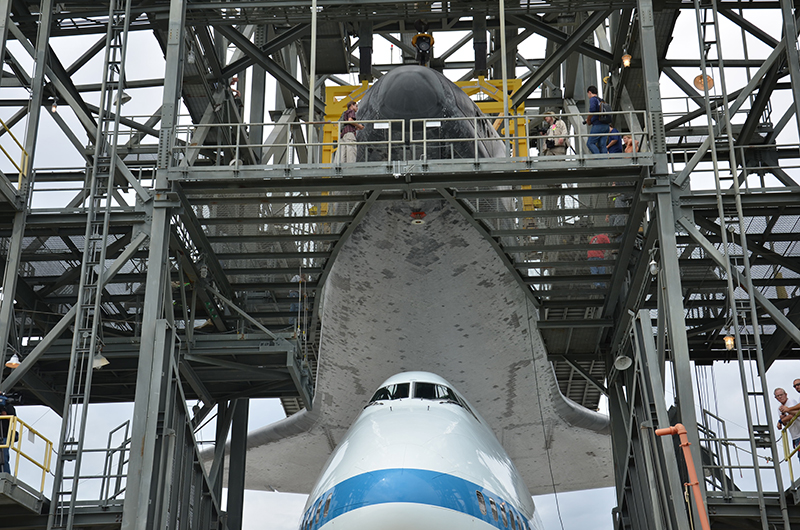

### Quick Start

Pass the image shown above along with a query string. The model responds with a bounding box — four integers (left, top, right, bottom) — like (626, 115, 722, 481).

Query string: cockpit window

(369, 383, 410, 403)
(413, 382, 459, 401)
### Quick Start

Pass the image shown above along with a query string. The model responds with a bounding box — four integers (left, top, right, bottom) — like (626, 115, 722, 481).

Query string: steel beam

(226, 399, 249, 530)
(678, 218, 800, 347)
(511, 10, 612, 108)
(122, 1, 185, 527)
(508, 13, 614, 65)
(216, 24, 325, 115)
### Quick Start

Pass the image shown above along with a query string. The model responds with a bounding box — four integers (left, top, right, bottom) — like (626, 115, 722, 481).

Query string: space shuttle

(299, 372, 544, 530)
(355, 65, 506, 161)
(239, 65, 613, 526)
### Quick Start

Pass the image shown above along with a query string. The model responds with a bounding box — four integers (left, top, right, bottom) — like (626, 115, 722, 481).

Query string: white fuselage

(298, 372, 545, 530)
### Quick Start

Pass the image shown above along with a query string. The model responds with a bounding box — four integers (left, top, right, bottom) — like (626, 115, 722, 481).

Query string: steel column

(121, 0, 184, 525)
(779, 0, 800, 142)
(654, 187, 707, 513)
(226, 399, 249, 530)
(0, 0, 52, 384)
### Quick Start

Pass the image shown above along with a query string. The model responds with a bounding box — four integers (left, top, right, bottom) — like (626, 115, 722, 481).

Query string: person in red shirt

(588, 233, 610, 287)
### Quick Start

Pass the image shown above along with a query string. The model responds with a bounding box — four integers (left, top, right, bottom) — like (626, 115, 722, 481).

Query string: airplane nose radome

(378, 66, 444, 119)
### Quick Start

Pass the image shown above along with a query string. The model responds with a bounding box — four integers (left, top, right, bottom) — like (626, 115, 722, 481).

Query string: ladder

(692, 1, 790, 529)
(47, 1, 133, 528)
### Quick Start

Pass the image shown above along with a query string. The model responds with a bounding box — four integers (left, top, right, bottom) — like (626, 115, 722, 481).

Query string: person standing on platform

(775, 387, 800, 461)
(0, 394, 16, 474)
(541, 111, 568, 156)
(623, 134, 639, 154)
(340, 100, 364, 163)
(586, 86, 609, 154)
(607, 124, 623, 154)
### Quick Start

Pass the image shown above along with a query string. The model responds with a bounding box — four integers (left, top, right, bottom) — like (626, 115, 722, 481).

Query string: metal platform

(0, 473, 47, 517)
(0, 0, 799, 529)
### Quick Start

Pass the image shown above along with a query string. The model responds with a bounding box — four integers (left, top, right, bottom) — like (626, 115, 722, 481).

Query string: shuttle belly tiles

(244, 199, 613, 495)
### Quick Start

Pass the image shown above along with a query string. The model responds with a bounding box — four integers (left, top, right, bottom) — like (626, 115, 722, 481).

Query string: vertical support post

(0, 0, 52, 383)
(307, 0, 318, 164)
(211, 400, 228, 502)
(122, 0, 184, 528)
(655, 188, 707, 513)
(226, 398, 250, 530)
(498, 0, 510, 144)
(779, 0, 800, 148)
(359, 22, 373, 82)
(120, 211, 172, 530)
(0, 0, 11, 69)
(156, 0, 187, 175)
(636, 0, 667, 174)
(249, 25, 267, 163)
(636, 310, 692, 530)
(474, 17, 487, 77)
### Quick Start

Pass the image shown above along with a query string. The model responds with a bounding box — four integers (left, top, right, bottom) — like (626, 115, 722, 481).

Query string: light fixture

(693, 74, 714, 91)
(187, 49, 196, 65)
(613, 355, 633, 371)
(114, 91, 132, 106)
(4, 353, 20, 369)
(621, 53, 632, 68)
(649, 259, 659, 276)
(723, 335, 735, 351)
(410, 211, 426, 225)
(51, 102, 58, 113)
(92, 352, 110, 369)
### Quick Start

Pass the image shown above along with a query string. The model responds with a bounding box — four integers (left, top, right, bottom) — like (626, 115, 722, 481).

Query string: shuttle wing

(243, 199, 613, 495)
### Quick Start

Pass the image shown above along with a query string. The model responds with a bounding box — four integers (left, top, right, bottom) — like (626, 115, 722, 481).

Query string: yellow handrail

(1, 415, 54, 493)
(0, 117, 29, 188)
(780, 412, 800, 481)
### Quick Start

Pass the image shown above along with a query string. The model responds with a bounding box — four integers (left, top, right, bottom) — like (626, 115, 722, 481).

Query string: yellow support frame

(322, 80, 371, 165)
(320, 76, 536, 214)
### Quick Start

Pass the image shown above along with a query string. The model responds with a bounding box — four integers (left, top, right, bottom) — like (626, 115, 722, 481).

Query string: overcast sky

(2, 6, 797, 530)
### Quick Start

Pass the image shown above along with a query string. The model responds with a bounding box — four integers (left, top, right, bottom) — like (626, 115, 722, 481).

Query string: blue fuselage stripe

(302, 468, 532, 530)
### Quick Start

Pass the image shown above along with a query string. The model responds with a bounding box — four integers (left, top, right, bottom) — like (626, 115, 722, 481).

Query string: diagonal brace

(678, 217, 800, 346)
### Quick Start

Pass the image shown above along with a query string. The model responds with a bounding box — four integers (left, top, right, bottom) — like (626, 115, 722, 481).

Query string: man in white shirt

(775, 386, 800, 460)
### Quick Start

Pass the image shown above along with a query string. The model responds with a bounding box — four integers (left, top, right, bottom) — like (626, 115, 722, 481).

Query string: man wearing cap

(541, 111, 568, 156)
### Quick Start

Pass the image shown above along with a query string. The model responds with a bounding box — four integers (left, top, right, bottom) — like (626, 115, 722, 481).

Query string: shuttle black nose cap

(377, 66, 444, 119)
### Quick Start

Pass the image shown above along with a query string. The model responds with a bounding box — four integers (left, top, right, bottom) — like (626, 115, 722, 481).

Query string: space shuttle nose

(378, 66, 445, 119)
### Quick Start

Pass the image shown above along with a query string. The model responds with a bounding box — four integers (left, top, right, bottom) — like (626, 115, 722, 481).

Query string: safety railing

(0, 117, 30, 187)
(522, 110, 648, 160)
(667, 142, 799, 189)
(169, 110, 651, 169)
(0, 414, 54, 493)
(99, 420, 130, 506)
(699, 407, 800, 495)
(779, 412, 800, 482)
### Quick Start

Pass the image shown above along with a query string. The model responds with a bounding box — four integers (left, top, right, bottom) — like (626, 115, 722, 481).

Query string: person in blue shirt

(0, 396, 15, 474)
(586, 86, 609, 154)
(606, 125, 623, 154)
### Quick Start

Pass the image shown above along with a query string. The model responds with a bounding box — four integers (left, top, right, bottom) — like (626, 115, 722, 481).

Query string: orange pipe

(655, 423, 711, 530)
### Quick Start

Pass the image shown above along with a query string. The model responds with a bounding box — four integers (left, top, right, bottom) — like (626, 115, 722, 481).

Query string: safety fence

(0, 414, 53, 493)
(170, 110, 651, 168)
(0, 117, 29, 186)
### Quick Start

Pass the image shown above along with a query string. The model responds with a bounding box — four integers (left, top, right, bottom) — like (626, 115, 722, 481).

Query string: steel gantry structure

(0, 0, 799, 529)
